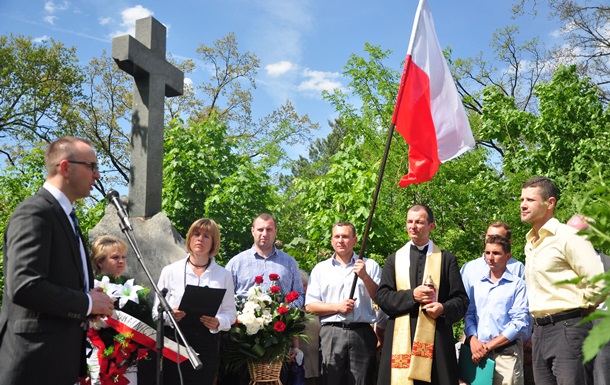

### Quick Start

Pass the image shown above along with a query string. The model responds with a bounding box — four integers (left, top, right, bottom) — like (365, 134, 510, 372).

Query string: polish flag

(392, 0, 475, 188)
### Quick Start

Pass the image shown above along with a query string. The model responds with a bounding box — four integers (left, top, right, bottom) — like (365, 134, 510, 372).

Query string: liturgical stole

(391, 241, 442, 385)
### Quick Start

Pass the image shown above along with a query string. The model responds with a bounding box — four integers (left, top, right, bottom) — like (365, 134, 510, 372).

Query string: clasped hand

(469, 336, 489, 365)
(413, 285, 444, 319)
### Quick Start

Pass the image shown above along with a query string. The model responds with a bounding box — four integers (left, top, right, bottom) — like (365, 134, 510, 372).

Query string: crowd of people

(0, 136, 608, 385)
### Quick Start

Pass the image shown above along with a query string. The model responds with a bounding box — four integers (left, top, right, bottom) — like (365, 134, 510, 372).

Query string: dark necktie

(69, 209, 81, 244)
(70, 209, 90, 293)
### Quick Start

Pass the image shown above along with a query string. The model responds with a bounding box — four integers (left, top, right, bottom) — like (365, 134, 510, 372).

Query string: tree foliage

(79, 51, 132, 191)
(0, 34, 83, 164)
(2, 12, 610, 359)
(162, 117, 276, 262)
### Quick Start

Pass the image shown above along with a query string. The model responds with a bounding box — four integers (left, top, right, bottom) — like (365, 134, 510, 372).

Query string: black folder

(178, 285, 226, 326)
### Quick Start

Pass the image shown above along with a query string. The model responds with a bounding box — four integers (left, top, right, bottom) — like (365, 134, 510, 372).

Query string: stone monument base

(89, 196, 185, 295)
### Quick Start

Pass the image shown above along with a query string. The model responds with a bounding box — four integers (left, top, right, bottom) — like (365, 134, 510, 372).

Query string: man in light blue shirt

(465, 235, 531, 385)
(223, 213, 305, 385)
(306, 221, 381, 385)
(226, 213, 305, 308)
(460, 222, 525, 302)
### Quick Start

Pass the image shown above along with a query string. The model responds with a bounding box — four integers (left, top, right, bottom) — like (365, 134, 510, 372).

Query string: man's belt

(323, 322, 371, 330)
(533, 308, 587, 326)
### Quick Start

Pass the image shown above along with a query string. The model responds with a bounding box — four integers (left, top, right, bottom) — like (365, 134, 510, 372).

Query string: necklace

(188, 257, 211, 269)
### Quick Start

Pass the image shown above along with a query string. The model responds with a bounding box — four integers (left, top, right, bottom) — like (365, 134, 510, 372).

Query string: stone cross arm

(112, 34, 183, 97)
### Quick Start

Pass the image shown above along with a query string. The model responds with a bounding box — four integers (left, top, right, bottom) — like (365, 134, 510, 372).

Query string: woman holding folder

(153, 218, 236, 385)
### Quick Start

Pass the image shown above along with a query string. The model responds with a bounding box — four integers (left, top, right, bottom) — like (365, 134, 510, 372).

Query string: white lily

(117, 278, 143, 308)
(94, 276, 122, 299)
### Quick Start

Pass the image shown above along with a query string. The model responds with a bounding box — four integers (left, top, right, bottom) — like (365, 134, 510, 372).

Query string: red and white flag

(392, 0, 474, 188)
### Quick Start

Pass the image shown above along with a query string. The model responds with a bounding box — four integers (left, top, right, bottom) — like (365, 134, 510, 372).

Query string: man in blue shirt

(224, 213, 305, 385)
(460, 222, 524, 302)
(226, 213, 305, 308)
(306, 221, 381, 385)
(465, 234, 531, 385)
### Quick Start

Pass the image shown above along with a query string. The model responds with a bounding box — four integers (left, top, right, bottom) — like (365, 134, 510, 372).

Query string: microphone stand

(111, 205, 202, 385)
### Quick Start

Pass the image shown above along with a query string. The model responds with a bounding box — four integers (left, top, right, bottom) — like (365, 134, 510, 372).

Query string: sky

(0, 0, 560, 151)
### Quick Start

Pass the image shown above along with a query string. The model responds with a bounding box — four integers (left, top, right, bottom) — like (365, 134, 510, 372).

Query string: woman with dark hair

(153, 218, 236, 385)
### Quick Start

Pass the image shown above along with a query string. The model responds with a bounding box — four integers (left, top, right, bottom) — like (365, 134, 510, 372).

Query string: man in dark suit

(0, 136, 115, 384)
(376, 204, 469, 385)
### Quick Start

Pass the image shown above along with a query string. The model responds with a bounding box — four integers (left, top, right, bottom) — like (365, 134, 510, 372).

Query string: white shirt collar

(43, 182, 74, 217)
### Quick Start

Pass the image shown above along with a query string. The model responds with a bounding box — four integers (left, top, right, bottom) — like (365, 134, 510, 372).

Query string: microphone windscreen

(106, 189, 119, 201)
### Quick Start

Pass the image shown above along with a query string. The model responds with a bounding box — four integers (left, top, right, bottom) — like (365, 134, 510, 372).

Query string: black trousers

(163, 325, 220, 385)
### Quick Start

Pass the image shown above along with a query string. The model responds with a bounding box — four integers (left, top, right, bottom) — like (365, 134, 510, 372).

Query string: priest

(376, 204, 468, 385)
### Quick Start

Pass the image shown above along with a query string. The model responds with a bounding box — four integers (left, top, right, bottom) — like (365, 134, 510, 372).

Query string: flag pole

(348, 62, 413, 300)
(349, 0, 474, 298)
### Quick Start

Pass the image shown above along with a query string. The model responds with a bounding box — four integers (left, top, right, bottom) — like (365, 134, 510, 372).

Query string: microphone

(106, 189, 133, 231)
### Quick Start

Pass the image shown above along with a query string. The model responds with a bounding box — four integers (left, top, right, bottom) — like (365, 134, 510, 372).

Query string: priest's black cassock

(376, 244, 469, 385)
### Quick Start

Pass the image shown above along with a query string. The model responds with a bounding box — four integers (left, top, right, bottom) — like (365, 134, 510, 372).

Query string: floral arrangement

(226, 273, 308, 367)
(78, 275, 154, 385)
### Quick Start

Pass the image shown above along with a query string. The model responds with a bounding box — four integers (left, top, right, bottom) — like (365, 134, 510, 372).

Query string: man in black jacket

(0, 136, 114, 385)
(376, 204, 468, 385)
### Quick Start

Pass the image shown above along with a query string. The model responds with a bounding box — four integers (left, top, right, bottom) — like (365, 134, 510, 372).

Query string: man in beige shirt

(520, 176, 604, 385)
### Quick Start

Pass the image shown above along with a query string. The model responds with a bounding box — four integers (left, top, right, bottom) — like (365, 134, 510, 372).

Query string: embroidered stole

(391, 242, 442, 385)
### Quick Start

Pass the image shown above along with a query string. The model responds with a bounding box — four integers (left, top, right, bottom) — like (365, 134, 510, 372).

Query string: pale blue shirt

(226, 246, 305, 308)
(461, 254, 524, 302)
(153, 255, 236, 333)
(465, 269, 531, 343)
(43, 182, 92, 315)
(305, 253, 381, 324)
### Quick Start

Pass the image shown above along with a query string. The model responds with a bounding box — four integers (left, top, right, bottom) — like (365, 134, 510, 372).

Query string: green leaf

(582, 313, 610, 363)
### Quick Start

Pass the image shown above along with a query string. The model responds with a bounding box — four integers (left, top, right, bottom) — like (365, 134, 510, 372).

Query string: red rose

(285, 291, 299, 303)
(254, 275, 263, 284)
(270, 285, 281, 294)
(274, 321, 286, 333)
(269, 273, 280, 281)
(278, 306, 289, 316)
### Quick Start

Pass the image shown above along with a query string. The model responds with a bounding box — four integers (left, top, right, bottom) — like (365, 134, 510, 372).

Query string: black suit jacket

(0, 188, 94, 385)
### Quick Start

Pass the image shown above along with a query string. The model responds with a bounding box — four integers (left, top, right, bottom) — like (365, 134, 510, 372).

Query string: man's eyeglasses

(57, 160, 99, 172)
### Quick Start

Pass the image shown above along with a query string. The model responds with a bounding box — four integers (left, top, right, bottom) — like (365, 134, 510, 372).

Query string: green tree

(162, 117, 276, 262)
(193, 32, 259, 127)
(0, 147, 47, 308)
(79, 51, 132, 191)
(204, 162, 276, 262)
(281, 43, 509, 271)
(0, 34, 84, 164)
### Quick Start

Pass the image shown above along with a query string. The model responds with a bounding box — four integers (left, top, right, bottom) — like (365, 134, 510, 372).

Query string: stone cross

(112, 16, 184, 218)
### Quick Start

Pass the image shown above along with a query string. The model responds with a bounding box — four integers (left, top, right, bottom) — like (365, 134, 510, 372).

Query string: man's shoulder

(273, 248, 299, 263)
(225, 249, 251, 269)
(461, 256, 486, 271)
(440, 249, 458, 260)
(546, 218, 576, 236)
(362, 256, 380, 269)
(211, 260, 233, 278)
(599, 252, 610, 272)
(13, 189, 49, 208)
(312, 257, 333, 270)
(507, 257, 525, 268)
(9, 190, 56, 223)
